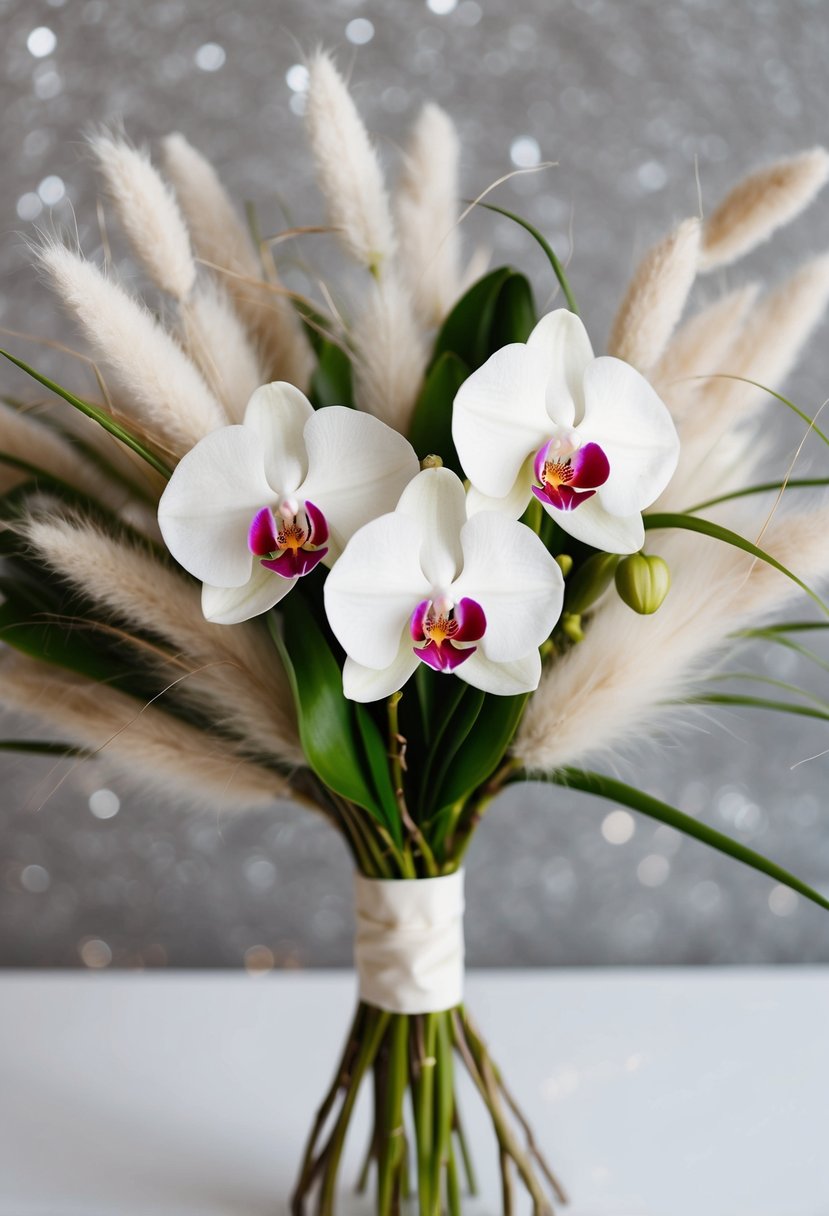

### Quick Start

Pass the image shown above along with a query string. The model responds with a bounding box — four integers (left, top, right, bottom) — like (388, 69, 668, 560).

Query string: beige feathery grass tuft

(305, 50, 396, 272)
(18, 512, 303, 767)
(516, 502, 829, 775)
(38, 242, 227, 455)
(351, 270, 427, 432)
(607, 217, 701, 372)
(89, 131, 197, 301)
(0, 402, 129, 511)
(700, 147, 829, 272)
(650, 284, 760, 418)
(662, 252, 829, 511)
(160, 132, 313, 390)
(0, 651, 287, 811)
(179, 284, 263, 421)
(395, 102, 462, 328)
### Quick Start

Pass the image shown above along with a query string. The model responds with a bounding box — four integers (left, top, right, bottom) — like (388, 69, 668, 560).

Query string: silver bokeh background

(2, 0, 829, 969)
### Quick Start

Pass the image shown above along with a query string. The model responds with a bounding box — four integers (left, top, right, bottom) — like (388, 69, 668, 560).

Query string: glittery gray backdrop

(2, 0, 829, 970)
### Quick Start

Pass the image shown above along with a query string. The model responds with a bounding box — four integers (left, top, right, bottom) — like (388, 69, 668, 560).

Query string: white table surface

(1, 969, 827, 1216)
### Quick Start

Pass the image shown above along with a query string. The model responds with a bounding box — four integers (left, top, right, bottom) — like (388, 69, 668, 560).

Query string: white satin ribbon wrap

(354, 871, 465, 1014)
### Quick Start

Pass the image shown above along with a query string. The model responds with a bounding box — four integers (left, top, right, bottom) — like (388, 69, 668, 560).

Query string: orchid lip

(410, 595, 486, 673)
(248, 500, 330, 579)
(532, 438, 610, 512)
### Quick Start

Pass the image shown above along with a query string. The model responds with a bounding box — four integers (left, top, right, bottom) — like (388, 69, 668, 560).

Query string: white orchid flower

(324, 466, 564, 703)
(452, 309, 680, 553)
(158, 382, 420, 624)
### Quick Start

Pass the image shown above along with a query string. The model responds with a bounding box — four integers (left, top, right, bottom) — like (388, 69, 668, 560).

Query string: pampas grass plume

(89, 132, 196, 302)
(38, 242, 227, 454)
(608, 217, 700, 372)
(700, 147, 829, 272)
(395, 102, 462, 327)
(351, 270, 426, 432)
(305, 50, 395, 271)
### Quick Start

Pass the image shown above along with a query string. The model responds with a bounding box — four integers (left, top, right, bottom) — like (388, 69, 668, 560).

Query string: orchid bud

(565, 552, 620, 615)
(615, 553, 671, 614)
(421, 453, 443, 469)
(561, 612, 585, 643)
(555, 554, 574, 578)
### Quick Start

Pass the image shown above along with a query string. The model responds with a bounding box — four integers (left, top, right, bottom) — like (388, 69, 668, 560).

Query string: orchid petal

(261, 547, 328, 578)
(305, 500, 329, 546)
(452, 512, 564, 662)
(201, 564, 295, 625)
(466, 457, 534, 521)
(458, 648, 542, 696)
(324, 513, 431, 669)
(300, 407, 419, 561)
(452, 344, 552, 498)
(526, 309, 594, 426)
(416, 639, 476, 672)
(396, 467, 466, 588)
(579, 357, 680, 517)
(243, 382, 313, 496)
(545, 494, 645, 553)
(248, 507, 278, 556)
(158, 425, 273, 587)
(453, 597, 487, 642)
(570, 442, 610, 490)
(343, 646, 420, 704)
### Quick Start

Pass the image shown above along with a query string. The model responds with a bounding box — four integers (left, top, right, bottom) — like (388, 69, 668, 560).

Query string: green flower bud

(555, 554, 574, 578)
(615, 553, 671, 614)
(565, 552, 620, 615)
(421, 454, 443, 469)
(560, 612, 585, 643)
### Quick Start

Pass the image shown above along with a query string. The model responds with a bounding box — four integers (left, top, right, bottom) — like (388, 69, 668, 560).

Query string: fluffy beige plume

(305, 51, 395, 271)
(351, 270, 427, 431)
(607, 218, 700, 372)
(20, 513, 303, 766)
(700, 147, 829, 272)
(516, 503, 829, 774)
(38, 243, 226, 456)
(160, 132, 313, 390)
(650, 284, 760, 418)
(89, 132, 196, 301)
(0, 403, 129, 511)
(662, 252, 829, 511)
(395, 102, 462, 327)
(180, 285, 263, 421)
(0, 651, 286, 811)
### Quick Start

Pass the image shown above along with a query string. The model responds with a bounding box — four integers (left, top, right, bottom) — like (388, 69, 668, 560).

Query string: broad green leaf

(422, 684, 485, 819)
(684, 476, 829, 514)
(408, 351, 469, 475)
(309, 338, 354, 409)
(489, 272, 536, 346)
(548, 768, 829, 912)
(644, 512, 829, 618)
(0, 349, 172, 479)
(434, 690, 528, 812)
(473, 200, 579, 314)
(267, 595, 384, 822)
(354, 703, 403, 846)
(432, 267, 516, 370)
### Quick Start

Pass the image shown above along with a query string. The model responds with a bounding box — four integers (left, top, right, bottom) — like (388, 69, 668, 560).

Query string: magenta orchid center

(410, 595, 487, 673)
(248, 499, 329, 579)
(531, 431, 610, 512)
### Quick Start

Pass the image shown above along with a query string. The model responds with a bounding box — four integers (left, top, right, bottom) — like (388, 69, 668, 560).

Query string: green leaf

(472, 200, 579, 314)
(684, 476, 829, 514)
(354, 704, 403, 846)
(0, 349, 172, 479)
(423, 685, 485, 819)
(432, 267, 517, 370)
(644, 511, 829, 618)
(0, 739, 89, 757)
(408, 351, 469, 475)
(309, 337, 354, 409)
(489, 272, 536, 346)
(548, 768, 829, 912)
(685, 375, 829, 448)
(685, 692, 829, 723)
(434, 691, 529, 812)
(703, 670, 829, 711)
(0, 595, 120, 683)
(267, 594, 386, 824)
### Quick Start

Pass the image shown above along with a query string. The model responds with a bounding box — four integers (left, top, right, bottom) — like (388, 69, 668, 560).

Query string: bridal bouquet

(3, 49, 829, 1214)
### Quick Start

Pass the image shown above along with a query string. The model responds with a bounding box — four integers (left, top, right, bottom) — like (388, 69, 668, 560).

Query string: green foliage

(408, 352, 469, 475)
(306, 326, 354, 408)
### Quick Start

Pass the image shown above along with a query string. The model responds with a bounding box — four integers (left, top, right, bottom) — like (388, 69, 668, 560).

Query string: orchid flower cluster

(158, 308, 679, 703)
(3, 47, 829, 1216)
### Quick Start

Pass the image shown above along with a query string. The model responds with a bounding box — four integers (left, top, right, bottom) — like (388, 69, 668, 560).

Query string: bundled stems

(291, 998, 564, 1216)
